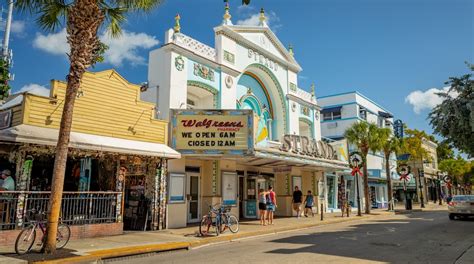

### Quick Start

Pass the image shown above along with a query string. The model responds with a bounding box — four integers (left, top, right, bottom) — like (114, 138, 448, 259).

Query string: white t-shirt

(1, 176, 15, 191)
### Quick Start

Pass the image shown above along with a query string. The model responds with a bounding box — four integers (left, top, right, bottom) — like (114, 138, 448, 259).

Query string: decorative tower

(174, 13, 181, 33)
(288, 44, 294, 57)
(258, 8, 268, 27)
(222, 0, 233, 25)
(311, 82, 315, 98)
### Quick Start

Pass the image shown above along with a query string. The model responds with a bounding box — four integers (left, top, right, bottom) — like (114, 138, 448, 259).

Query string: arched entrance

(236, 64, 286, 143)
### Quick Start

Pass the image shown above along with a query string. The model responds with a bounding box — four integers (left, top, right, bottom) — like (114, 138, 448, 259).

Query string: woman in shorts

(258, 189, 268, 225)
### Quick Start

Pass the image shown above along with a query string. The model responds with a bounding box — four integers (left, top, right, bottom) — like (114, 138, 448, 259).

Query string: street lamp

(436, 171, 443, 205)
(349, 152, 363, 217)
(398, 165, 412, 210)
(417, 168, 425, 208)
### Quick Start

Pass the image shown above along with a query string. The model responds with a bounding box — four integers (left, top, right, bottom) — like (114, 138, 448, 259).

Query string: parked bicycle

(217, 205, 239, 234)
(15, 209, 71, 255)
(199, 204, 222, 236)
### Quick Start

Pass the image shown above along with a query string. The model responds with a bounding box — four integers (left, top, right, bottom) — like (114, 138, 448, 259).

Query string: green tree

(429, 63, 474, 157)
(400, 129, 431, 163)
(0, 59, 11, 100)
(344, 122, 384, 214)
(400, 129, 431, 202)
(439, 157, 471, 187)
(378, 128, 401, 210)
(436, 140, 455, 163)
(16, 0, 163, 253)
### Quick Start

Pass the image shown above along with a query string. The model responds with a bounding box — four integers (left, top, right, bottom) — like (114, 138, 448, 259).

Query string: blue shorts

(266, 204, 275, 211)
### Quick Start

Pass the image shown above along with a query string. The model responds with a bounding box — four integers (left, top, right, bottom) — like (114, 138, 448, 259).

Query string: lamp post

(349, 152, 363, 217)
(437, 172, 443, 205)
(417, 168, 425, 208)
(398, 165, 412, 210)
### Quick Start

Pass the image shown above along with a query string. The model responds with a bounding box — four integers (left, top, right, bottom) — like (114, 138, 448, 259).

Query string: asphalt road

(108, 210, 474, 264)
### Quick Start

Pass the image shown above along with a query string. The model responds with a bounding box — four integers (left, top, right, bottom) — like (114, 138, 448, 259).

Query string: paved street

(109, 210, 473, 264)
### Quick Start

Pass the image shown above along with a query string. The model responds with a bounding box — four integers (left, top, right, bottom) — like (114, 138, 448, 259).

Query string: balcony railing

(0, 191, 121, 230)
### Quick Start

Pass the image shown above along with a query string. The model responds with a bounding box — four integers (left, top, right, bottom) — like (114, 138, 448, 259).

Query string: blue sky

(7, 0, 474, 137)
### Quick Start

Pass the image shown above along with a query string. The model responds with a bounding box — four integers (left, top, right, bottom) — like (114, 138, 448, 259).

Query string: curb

(33, 212, 393, 263)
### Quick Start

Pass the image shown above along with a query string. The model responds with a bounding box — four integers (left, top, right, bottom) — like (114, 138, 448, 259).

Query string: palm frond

(103, 6, 127, 37)
(36, 1, 69, 32)
(109, 0, 163, 12)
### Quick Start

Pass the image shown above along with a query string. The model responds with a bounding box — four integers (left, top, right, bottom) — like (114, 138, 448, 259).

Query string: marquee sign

(170, 109, 254, 156)
(280, 134, 338, 160)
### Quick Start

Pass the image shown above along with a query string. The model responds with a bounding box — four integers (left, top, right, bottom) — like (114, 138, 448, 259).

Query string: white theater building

(142, 4, 349, 228)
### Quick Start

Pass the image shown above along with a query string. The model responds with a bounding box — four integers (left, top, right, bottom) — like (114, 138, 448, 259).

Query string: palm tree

(16, 0, 163, 253)
(344, 122, 383, 214)
(379, 128, 401, 210)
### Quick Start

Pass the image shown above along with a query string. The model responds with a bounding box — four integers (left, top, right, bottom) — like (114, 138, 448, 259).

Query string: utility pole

(2, 0, 13, 58)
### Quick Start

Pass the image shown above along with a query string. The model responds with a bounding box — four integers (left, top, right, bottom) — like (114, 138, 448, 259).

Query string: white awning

(0, 124, 181, 159)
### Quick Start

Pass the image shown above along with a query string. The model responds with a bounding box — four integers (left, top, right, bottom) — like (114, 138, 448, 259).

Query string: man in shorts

(292, 186, 303, 218)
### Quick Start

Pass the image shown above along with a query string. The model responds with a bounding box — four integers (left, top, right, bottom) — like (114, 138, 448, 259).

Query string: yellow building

(0, 70, 179, 245)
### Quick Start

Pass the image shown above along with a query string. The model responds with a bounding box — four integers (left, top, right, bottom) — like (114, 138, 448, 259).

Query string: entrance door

(187, 173, 200, 223)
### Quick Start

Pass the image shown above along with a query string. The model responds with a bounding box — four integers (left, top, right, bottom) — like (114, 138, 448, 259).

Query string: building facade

(408, 139, 441, 204)
(318, 91, 397, 210)
(0, 70, 179, 245)
(142, 6, 348, 228)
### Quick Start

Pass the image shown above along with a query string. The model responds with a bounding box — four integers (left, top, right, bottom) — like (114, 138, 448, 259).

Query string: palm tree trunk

(43, 0, 104, 254)
(385, 153, 393, 210)
(363, 154, 370, 214)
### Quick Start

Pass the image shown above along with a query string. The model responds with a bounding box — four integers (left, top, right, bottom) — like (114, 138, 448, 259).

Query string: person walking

(292, 186, 303, 218)
(258, 189, 268, 225)
(304, 190, 314, 217)
(266, 186, 277, 225)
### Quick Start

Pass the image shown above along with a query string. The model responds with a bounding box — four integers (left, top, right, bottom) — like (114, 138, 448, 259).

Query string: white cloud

(32, 29, 160, 67)
(236, 11, 282, 31)
(101, 31, 159, 66)
(405, 87, 456, 114)
(17, 84, 50, 97)
(33, 28, 69, 56)
(11, 20, 26, 34)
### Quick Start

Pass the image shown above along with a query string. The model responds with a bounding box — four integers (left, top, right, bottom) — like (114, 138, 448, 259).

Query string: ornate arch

(243, 63, 288, 135)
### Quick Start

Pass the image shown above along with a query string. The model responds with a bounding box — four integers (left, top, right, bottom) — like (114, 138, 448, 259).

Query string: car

(448, 195, 474, 220)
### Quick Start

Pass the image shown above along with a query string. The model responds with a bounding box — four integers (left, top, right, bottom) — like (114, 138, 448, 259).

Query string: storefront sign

(0, 110, 12, 130)
(280, 134, 337, 160)
(248, 48, 279, 71)
(273, 166, 292, 173)
(171, 109, 254, 156)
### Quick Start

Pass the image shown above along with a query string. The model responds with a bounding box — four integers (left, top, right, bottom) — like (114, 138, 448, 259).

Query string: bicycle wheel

(227, 215, 239, 233)
(56, 224, 71, 249)
(15, 225, 36, 255)
(199, 215, 212, 236)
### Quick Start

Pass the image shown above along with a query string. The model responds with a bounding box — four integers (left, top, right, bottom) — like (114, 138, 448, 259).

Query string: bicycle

(15, 209, 71, 255)
(199, 204, 222, 237)
(218, 205, 239, 234)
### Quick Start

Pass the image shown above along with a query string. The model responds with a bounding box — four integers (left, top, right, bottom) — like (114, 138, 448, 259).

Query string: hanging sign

(0, 110, 12, 130)
(171, 109, 254, 156)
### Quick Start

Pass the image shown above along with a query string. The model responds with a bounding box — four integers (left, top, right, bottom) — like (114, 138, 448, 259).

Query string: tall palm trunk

(385, 153, 393, 210)
(43, 0, 104, 254)
(363, 161, 370, 214)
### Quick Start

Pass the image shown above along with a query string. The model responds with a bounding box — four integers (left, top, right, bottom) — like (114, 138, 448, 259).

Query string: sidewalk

(0, 204, 446, 264)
